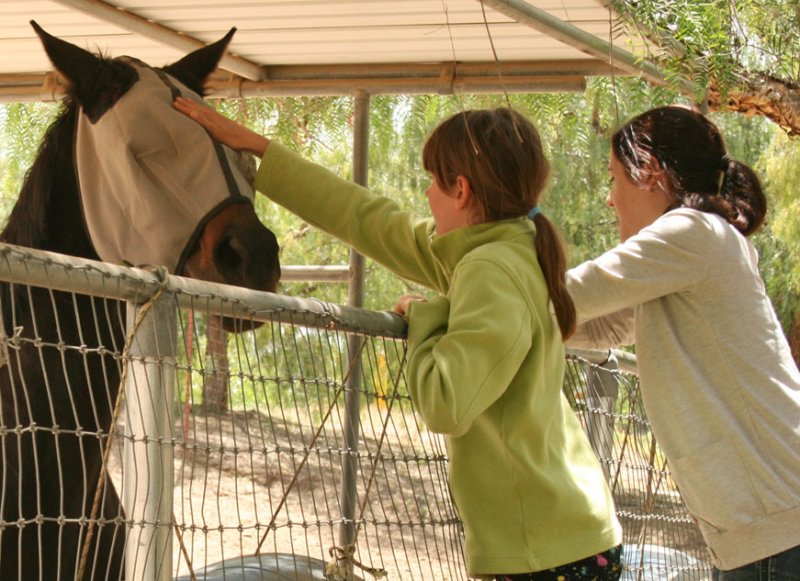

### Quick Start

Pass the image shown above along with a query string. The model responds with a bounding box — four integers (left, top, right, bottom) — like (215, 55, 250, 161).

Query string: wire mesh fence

(564, 355, 711, 580)
(0, 243, 712, 580)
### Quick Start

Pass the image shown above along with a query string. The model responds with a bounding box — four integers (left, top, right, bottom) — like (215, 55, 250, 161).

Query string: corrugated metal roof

(0, 0, 660, 101)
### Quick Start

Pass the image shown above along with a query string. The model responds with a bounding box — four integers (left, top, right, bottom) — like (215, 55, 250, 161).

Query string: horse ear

(31, 20, 103, 89)
(31, 20, 137, 121)
(164, 28, 236, 94)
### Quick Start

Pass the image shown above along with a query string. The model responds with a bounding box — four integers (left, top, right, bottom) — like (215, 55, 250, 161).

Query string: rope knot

(326, 544, 387, 580)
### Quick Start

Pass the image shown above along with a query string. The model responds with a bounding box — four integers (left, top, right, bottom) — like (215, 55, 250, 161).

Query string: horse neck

(0, 103, 124, 427)
(1, 103, 97, 259)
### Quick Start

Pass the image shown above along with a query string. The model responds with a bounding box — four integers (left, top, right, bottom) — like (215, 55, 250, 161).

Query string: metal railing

(0, 242, 711, 580)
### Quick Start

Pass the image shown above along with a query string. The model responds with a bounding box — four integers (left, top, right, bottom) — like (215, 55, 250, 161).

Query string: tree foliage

(0, 103, 58, 219)
(0, 71, 797, 339)
(612, 0, 800, 135)
(612, 0, 800, 347)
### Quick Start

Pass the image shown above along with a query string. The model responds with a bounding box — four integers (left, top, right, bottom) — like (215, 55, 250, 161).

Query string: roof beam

(478, 0, 670, 87)
(49, 0, 266, 80)
(0, 60, 630, 101)
(206, 75, 586, 98)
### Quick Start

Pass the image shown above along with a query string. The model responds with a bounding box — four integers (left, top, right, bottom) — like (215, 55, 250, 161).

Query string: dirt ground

(106, 402, 712, 581)
(110, 406, 466, 580)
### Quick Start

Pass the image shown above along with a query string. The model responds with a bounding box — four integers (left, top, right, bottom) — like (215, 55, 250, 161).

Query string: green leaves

(1, 77, 796, 333)
(0, 102, 59, 223)
(612, 0, 800, 102)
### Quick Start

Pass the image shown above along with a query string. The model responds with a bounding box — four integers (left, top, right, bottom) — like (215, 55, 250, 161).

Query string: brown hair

(612, 106, 767, 236)
(422, 108, 576, 339)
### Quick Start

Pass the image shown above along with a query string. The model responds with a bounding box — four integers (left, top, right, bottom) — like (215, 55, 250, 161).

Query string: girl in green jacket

(175, 97, 623, 580)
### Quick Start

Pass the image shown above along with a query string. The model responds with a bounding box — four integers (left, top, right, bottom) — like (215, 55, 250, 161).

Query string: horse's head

(31, 22, 281, 328)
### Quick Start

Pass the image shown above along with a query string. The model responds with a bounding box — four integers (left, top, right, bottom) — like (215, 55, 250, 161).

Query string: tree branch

(708, 73, 800, 137)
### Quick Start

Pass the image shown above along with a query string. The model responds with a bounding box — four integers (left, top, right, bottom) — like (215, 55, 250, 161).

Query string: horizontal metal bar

(567, 347, 638, 375)
(253, 59, 626, 80)
(480, 0, 663, 84)
(0, 243, 405, 338)
(481, 0, 696, 94)
(0, 59, 624, 101)
(280, 265, 350, 283)
(205, 75, 586, 97)
(0, 242, 636, 371)
(49, 0, 265, 80)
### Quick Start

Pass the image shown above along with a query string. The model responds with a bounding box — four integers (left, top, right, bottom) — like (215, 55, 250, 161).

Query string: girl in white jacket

(567, 105, 800, 580)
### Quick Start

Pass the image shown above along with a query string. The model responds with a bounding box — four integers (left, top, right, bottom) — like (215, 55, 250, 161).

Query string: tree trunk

(708, 74, 800, 137)
(790, 316, 800, 369)
(202, 315, 229, 414)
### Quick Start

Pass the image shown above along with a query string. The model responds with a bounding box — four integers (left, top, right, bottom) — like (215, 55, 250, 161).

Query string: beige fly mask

(74, 58, 257, 273)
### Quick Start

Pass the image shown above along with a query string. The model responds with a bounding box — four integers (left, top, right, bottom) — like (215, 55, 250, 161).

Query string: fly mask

(73, 57, 258, 274)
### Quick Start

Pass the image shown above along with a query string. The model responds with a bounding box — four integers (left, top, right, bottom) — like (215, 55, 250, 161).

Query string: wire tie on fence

(327, 544, 387, 579)
(143, 264, 171, 294)
(308, 297, 337, 328)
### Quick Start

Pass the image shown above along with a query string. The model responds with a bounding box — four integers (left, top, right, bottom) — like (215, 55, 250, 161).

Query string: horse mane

(0, 56, 137, 254)
(0, 57, 137, 337)
(1, 102, 79, 251)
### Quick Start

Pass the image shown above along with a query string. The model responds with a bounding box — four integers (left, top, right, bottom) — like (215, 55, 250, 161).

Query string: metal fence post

(585, 352, 620, 481)
(336, 90, 370, 578)
(122, 294, 177, 581)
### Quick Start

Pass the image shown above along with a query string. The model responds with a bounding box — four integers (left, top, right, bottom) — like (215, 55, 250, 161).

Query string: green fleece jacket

(256, 143, 621, 576)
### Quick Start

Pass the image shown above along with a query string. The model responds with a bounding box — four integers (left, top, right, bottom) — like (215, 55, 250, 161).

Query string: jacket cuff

(406, 297, 449, 350)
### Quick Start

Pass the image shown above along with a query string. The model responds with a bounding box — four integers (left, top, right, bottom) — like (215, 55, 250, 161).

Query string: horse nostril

(214, 236, 245, 277)
(214, 228, 281, 292)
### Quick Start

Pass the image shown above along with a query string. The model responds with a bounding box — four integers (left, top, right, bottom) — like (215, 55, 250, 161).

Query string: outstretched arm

(173, 97, 269, 157)
(177, 96, 446, 291)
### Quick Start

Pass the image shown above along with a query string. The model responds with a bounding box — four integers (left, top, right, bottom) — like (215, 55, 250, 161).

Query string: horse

(0, 22, 281, 580)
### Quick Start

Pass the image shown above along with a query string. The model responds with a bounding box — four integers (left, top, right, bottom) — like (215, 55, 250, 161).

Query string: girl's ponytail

(718, 159, 767, 236)
(531, 213, 576, 339)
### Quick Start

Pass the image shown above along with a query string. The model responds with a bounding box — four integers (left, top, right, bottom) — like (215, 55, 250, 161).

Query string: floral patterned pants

(495, 544, 623, 581)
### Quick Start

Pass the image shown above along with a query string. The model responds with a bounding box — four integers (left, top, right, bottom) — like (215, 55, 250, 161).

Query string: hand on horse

(173, 96, 270, 157)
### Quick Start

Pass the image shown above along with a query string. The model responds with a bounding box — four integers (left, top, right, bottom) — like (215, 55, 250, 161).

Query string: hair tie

(718, 154, 733, 194)
(527, 207, 541, 220)
(720, 153, 734, 170)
